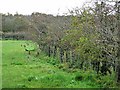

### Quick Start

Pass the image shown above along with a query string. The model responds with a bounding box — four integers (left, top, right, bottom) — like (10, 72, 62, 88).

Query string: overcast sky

(0, 0, 92, 15)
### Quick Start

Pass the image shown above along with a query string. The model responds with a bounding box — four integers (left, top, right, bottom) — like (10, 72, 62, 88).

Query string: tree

(115, 1, 120, 83)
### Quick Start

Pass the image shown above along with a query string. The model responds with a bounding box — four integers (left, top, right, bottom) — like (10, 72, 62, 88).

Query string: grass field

(2, 40, 116, 88)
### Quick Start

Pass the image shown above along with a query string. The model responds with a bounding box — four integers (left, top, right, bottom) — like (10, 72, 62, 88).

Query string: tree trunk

(71, 51, 75, 63)
(53, 45, 57, 57)
(117, 42, 120, 83)
(117, 65, 120, 83)
(116, 3, 120, 83)
(48, 45, 51, 57)
(60, 48, 64, 63)
(66, 50, 70, 62)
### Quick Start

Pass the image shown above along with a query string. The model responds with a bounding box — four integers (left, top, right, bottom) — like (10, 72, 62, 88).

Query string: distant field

(2, 40, 115, 88)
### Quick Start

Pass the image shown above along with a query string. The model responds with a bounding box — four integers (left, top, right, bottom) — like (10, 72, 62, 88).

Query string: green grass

(2, 40, 117, 88)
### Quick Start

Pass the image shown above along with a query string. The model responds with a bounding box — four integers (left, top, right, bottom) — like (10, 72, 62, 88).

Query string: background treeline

(2, 12, 71, 40)
(1, 0, 120, 85)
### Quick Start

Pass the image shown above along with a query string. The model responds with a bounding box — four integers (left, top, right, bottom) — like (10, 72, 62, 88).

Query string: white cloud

(0, 0, 91, 15)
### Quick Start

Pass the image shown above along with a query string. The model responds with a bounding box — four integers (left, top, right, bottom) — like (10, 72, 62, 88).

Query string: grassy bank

(2, 40, 116, 88)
